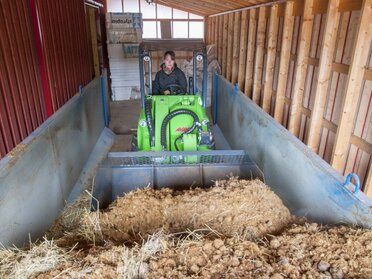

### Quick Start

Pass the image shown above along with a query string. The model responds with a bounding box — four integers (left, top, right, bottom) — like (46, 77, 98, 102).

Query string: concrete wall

(215, 75, 372, 228)
(0, 76, 109, 247)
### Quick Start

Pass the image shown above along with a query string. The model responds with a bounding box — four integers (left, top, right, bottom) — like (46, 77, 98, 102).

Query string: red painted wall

(0, 0, 94, 159)
(0, 0, 46, 157)
(35, 0, 92, 111)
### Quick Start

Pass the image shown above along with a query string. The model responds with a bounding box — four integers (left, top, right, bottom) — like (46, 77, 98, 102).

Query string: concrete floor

(109, 100, 141, 134)
(109, 100, 141, 152)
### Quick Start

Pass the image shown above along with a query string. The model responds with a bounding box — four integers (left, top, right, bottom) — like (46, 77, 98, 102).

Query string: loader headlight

(140, 120, 147, 127)
(196, 54, 203, 61)
(143, 55, 150, 62)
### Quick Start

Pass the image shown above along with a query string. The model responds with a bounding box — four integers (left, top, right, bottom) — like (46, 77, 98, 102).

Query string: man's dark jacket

(152, 63, 187, 94)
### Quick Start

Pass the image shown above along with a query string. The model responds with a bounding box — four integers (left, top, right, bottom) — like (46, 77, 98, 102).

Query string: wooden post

(226, 13, 234, 82)
(217, 16, 223, 62)
(261, 4, 279, 113)
(252, 7, 266, 104)
(205, 17, 209, 44)
(274, 1, 294, 123)
(214, 16, 219, 45)
(306, 0, 341, 152)
(331, 0, 372, 173)
(231, 12, 241, 85)
(88, 7, 100, 78)
(237, 10, 249, 91)
(212, 17, 216, 43)
(211, 17, 215, 44)
(222, 14, 228, 76)
(288, 0, 314, 136)
(244, 9, 257, 97)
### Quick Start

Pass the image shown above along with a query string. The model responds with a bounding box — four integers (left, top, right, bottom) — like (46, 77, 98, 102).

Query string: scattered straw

(73, 191, 103, 245)
(0, 238, 75, 279)
(117, 231, 167, 279)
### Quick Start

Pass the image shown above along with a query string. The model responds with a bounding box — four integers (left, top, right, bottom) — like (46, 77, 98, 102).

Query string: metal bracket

(343, 173, 360, 194)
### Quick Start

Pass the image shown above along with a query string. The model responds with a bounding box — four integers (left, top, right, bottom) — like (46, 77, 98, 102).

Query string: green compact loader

(134, 40, 214, 153)
(91, 40, 263, 209)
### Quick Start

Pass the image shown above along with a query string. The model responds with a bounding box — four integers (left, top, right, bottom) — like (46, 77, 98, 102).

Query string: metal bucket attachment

(91, 150, 263, 210)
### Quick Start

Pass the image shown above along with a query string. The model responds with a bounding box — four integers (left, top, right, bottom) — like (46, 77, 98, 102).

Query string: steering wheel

(165, 84, 185, 95)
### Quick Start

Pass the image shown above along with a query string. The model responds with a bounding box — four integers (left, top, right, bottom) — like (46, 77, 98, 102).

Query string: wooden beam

(339, 0, 363, 12)
(244, 9, 257, 97)
(214, 17, 217, 43)
(332, 62, 349, 74)
(237, 10, 249, 91)
(364, 68, 372, 81)
(272, 91, 292, 105)
(221, 14, 228, 76)
(293, 0, 305, 16)
(322, 118, 338, 133)
(217, 16, 223, 62)
(262, 4, 279, 113)
(88, 7, 99, 78)
(226, 13, 234, 82)
(302, 56, 353, 75)
(331, 0, 372, 172)
(288, 0, 314, 136)
(274, 1, 294, 123)
(252, 6, 266, 104)
(306, 0, 341, 152)
(155, 1, 207, 16)
(210, 18, 213, 43)
(231, 12, 241, 85)
(205, 17, 209, 44)
(214, 16, 219, 45)
(313, 0, 329, 14)
(209, 17, 212, 44)
(350, 135, 372, 155)
(164, 0, 217, 14)
(313, 0, 363, 14)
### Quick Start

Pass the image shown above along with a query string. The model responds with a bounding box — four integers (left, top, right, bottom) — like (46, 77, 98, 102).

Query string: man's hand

(163, 90, 171, 95)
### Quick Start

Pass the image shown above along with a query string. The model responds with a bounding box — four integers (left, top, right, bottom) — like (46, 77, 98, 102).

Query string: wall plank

(214, 16, 219, 45)
(274, 1, 295, 123)
(331, 0, 372, 172)
(226, 13, 234, 82)
(252, 7, 266, 104)
(306, 0, 341, 152)
(244, 9, 257, 97)
(262, 4, 279, 113)
(217, 16, 223, 62)
(288, 0, 315, 136)
(231, 12, 241, 85)
(237, 10, 249, 91)
(221, 14, 228, 76)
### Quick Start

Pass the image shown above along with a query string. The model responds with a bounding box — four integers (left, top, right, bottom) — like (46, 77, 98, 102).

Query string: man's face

(164, 54, 175, 69)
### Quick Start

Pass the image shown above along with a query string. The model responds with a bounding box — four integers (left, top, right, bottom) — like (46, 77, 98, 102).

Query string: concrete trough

(0, 74, 114, 247)
(214, 75, 372, 227)
(1, 72, 371, 248)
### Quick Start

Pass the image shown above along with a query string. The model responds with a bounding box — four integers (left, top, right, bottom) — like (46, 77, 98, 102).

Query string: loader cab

(135, 40, 212, 152)
(138, 40, 208, 106)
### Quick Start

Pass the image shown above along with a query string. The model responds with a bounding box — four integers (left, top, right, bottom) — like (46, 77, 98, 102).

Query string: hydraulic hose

(145, 99, 155, 147)
(161, 109, 200, 151)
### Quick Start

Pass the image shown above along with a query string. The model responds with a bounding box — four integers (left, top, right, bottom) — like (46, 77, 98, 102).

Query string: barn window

(107, 0, 204, 39)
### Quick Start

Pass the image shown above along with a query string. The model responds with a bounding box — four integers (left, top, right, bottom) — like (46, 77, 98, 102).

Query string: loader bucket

(91, 150, 263, 210)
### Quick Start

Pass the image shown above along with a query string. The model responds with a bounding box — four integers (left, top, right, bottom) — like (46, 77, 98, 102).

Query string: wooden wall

(205, 0, 372, 198)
